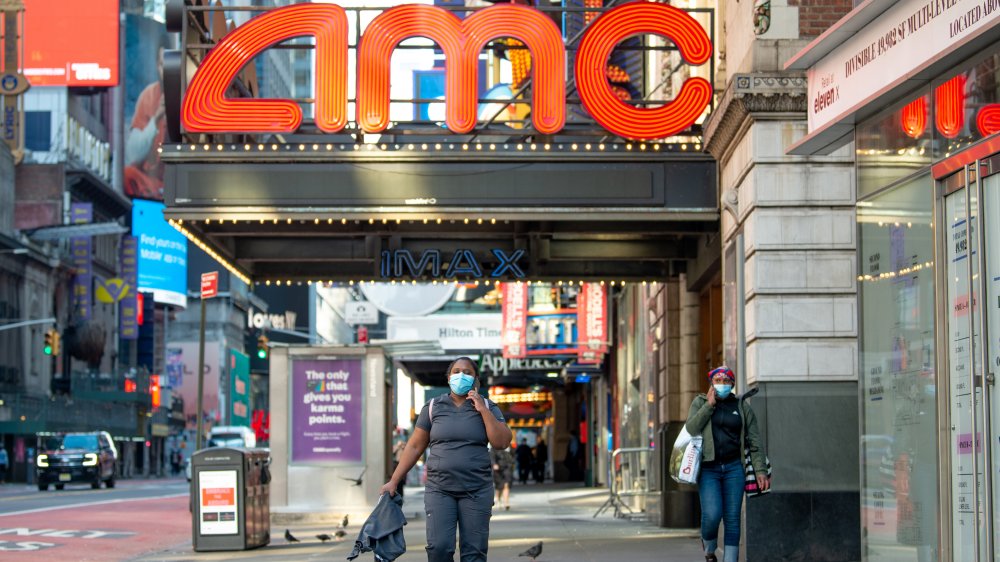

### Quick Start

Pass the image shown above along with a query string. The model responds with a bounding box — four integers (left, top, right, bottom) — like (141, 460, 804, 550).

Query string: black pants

(424, 486, 493, 562)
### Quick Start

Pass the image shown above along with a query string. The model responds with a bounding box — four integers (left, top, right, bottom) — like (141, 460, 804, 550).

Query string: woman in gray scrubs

(380, 357, 513, 561)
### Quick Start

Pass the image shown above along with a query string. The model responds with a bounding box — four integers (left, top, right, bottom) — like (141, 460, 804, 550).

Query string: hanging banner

(577, 282, 608, 364)
(229, 349, 251, 428)
(119, 236, 139, 340)
(70, 203, 93, 320)
(501, 282, 528, 359)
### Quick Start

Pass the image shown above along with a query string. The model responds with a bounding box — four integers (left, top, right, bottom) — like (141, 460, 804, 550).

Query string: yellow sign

(96, 278, 130, 304)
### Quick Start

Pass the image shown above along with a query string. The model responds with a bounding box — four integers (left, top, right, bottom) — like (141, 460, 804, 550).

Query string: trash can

(191, 447, 271, 551)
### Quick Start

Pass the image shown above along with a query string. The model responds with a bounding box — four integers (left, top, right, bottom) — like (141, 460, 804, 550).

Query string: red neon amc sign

(182, 2, 712, 140)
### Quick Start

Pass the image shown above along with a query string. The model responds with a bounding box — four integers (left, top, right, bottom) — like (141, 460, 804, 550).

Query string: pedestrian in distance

(686, 366, 770, 562)
(170, 448, 181, 477)
(0, 443, 8, 484)
(379, 357, 513, 562)
(515, 438, 533, 485)
(491, 439, 515, 510)
(564, 429, 583, 481)
(533, 437, 548, 483)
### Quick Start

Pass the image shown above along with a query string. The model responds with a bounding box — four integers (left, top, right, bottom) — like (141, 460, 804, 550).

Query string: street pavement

(139, 482, 703, 562)
(0, 478, 190, 560)
(0, 479, 704, 561)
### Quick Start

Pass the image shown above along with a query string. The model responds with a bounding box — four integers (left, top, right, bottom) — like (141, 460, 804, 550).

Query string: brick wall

(789, 0, 853, 38)
(15, 164, 64, 230)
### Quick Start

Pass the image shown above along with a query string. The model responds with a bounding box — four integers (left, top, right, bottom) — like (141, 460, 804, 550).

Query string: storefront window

(857, 91, 933, 199)
(858, 51, 1000, 199)
(858, 174, 939, 561)
(933, 53, 1000, 157)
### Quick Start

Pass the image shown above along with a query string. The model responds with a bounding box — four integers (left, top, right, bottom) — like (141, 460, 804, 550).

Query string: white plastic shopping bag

(669, 426, 702, 485)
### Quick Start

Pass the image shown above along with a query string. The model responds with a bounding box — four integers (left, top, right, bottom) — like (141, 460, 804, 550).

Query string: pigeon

(518, 541, 543, 561)
(339, 468, 366, 487)
(284, 529, 300, 543)
(316, 533, 333, 542)
(339, 514, 350, 529)
(335, 529, 347, 541)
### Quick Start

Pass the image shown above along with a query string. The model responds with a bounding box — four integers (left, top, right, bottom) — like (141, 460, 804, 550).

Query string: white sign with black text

(344, 301, 379, 325)
(387, 314, 502, 350)
(807, 0, 1000, 133)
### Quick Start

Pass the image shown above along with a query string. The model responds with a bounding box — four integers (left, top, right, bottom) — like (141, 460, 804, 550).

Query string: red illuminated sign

(576, 282, 607, 364)
(935, 75, 965, 140)
(182, 1, 712, 140)
(501, 282, 528, 359)
(23, 0, 119, 87)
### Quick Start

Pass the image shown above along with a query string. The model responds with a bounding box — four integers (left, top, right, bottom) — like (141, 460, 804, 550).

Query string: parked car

(36, 431, 117, 491)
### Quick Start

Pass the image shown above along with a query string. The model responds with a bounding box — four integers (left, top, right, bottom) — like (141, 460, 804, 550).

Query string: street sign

(200, 271, 219, 299)
(344, 301, 378, 325)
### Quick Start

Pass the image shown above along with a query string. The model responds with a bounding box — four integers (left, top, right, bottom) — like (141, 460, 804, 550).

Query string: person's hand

(493, 464, 500, 471)
(467, 390, 488, 414)
(379, 480, 398, 497)
(756, 474, 770, 492)
(707, 385, 717, 407)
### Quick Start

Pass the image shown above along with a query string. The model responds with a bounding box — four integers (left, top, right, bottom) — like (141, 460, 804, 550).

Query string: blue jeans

(697, 460, 745, 560)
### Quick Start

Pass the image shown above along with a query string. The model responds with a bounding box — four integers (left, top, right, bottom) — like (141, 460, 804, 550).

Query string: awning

(785, 0, 1000, 155)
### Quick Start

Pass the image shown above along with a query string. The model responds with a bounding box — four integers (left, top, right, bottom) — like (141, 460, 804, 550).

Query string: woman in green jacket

(686, 366, 769, 562)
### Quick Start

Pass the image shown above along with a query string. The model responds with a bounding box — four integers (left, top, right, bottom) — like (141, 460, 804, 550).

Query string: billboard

(229, 349, 251, 428)
(291, 358, 363, 464)
(133, 199, 187, 308)
(124, 14, 170, 200)
(166, 341, 222, 431)
(22, 0, 119, 87)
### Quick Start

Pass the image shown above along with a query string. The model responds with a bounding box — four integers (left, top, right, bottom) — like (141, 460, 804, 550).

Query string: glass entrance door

(941, 163, 997, 562)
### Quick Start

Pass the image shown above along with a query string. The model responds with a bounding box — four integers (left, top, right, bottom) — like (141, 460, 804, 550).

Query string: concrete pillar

(678, 274, 701, 412)
(702, 2, 860, 556)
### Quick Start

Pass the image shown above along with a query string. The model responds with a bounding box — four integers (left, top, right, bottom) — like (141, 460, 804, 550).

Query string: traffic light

(43, 329, 60, 356)
(257, 335, 269, 359)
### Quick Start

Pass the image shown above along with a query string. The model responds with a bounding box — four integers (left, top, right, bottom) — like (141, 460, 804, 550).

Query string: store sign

(182, 2, 712, 140)
(387, 313, 502, 350)
(379, 248, 526, 279)
(67, 117, 111, 183)
(577, 282, 608, 363)
(480, 354, 572, 376)
(247, 307, 298, 330)
(807, 0, 1000, 134)
(501, 282, 528, 359)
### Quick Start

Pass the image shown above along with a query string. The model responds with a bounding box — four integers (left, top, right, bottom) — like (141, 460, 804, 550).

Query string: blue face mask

(713, 384, 733, 399)
(449, 373, 476, 396)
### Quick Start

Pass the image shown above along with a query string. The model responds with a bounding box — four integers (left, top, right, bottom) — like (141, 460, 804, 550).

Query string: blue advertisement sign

(133, 199, 187, 308)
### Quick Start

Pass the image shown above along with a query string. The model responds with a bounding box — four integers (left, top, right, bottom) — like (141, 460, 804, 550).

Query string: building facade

(790, 1, 1000, 559)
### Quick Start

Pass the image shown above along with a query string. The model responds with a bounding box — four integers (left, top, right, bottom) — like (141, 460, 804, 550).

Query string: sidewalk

(137, 483, 703, 562)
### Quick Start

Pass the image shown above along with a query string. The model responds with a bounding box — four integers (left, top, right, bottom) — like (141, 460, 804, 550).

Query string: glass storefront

(858, 46, 1000, 562)
(858, 175, 939, 562)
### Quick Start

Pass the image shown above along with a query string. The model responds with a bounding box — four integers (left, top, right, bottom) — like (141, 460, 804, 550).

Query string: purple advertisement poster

(291, 359, 363, 464)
